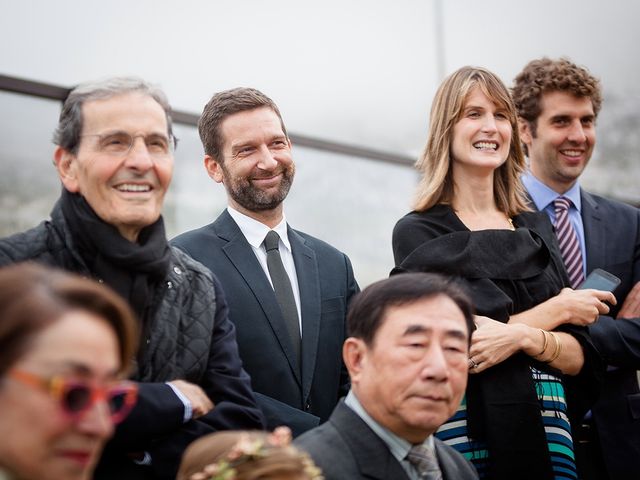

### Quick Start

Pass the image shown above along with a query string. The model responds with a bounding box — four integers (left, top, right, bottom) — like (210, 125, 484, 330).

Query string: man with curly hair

(513, 57, 640, 480)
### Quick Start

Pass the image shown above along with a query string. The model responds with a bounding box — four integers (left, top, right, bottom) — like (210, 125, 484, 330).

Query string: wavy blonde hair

(414, 66, 530, 216)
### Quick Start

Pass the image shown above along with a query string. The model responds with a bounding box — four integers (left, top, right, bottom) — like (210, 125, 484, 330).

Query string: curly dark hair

(512, 57, 602, 137)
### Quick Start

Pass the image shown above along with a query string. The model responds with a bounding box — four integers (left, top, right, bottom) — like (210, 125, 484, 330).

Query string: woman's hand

(468, 315, 529, 373)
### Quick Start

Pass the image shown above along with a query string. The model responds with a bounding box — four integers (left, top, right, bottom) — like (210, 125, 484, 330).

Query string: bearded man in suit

(172, 87, 359, 435)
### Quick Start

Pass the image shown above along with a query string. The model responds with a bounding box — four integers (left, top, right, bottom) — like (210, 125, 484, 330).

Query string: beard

(223, 163, 295, 212)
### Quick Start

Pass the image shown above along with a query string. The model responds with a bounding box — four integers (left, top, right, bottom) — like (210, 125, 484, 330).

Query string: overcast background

(1, 0, 639, 285)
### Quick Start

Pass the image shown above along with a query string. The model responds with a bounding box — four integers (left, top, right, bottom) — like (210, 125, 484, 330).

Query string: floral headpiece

(189, 426, 323, 480)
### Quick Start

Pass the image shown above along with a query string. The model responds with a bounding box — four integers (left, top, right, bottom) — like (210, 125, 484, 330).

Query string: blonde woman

(392, 66, 614, 479)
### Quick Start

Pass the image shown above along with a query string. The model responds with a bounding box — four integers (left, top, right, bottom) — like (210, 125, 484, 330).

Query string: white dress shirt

(227, 206, 303, 334)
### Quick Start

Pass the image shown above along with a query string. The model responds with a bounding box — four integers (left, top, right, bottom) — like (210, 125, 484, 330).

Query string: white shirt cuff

(166, 382, 193, 423)
(133, 451, 152, 465)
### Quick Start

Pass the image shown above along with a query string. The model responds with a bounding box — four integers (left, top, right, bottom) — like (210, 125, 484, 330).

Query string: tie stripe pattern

(554, 196, 585, 289)
(406, 444, 442, 480)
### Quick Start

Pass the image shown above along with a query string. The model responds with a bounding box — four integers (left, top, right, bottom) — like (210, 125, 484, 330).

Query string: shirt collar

(227, 206, 291, 252)
(522, 170, 582, 212)
(344, 390, 435, 463)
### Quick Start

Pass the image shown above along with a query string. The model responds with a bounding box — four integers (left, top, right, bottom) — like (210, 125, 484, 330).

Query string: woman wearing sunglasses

(0, 263, 138, 480)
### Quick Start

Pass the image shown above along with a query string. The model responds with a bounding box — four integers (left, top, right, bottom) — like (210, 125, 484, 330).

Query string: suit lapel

(581, 189, 604, 273)
(435, 439, 469, 480)
(332, 402, 411, 480)
(289, 227, 321, 402)
(216, 211, 302, 386)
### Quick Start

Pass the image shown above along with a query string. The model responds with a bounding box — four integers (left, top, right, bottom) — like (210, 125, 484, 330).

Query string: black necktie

(264, 230, 301, 365)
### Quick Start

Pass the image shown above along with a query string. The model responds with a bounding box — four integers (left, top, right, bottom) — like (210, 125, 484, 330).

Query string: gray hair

(53, 76, 174, 153)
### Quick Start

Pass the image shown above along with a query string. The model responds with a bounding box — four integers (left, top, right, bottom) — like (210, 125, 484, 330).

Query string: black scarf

(60, 189, 171, 323)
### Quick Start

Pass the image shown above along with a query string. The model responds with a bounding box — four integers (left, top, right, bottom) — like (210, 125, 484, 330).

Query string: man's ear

(54, 146, 80, 193)
(343, 337, 367, 384)
(204, 155, 224, 184)
(518, 118, 533, 146)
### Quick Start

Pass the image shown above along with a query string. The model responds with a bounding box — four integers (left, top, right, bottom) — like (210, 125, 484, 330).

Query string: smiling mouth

(115, 183, 152, 192)
(473, 141, 498, 151)
(560, 149, 583, 158)
(251, 172, 283, 182)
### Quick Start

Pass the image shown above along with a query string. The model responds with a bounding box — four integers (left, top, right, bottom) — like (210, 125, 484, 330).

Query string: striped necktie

(554, 196, 585, 289)
(406, 444, 442, 480)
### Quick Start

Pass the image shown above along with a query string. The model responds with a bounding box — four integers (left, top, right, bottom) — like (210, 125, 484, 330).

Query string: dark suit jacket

(579, 189, 640, 477)
(172, 210, 359, 435)
(295, 401, 478, 480)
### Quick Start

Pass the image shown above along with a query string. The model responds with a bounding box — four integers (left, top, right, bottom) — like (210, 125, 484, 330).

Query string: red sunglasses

(8, 369, 138, 424)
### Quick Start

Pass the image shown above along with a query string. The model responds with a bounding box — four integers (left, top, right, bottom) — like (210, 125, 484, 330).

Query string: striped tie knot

(406, 444, 442, 480)
(554, 196, 572, 214)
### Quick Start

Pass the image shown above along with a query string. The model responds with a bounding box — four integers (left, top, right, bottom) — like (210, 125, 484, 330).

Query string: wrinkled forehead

(81, 92, 169, 136)
(376, 295, 470, 341)
(220, 106, 286, 145)
(539, 90, 596, 117)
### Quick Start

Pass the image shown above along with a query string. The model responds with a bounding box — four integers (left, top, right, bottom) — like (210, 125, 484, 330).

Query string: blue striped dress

(435, 367, 577, 479)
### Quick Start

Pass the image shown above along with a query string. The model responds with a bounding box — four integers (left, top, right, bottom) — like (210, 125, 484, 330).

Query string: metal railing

(0, 73, 414, 167)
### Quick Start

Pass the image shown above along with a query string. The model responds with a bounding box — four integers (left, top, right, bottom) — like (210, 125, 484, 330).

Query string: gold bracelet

(534, 329, 548, 357)
(545, 332, 562, 363)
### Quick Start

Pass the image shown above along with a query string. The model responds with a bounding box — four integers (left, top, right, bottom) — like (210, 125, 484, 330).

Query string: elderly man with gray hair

(0, 77, 264, 480)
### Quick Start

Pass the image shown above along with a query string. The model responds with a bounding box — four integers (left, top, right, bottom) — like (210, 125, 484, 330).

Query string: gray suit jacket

(172, 210, 359, 435)
(295, 401, 478, 480)
(579, 189, 640, 477)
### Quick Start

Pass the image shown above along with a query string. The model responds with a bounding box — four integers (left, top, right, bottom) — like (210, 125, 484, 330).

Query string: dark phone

(578, 268, 621, 292)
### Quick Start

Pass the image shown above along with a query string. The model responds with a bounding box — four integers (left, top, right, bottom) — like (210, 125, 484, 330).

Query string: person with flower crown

(177, 427, 323, 480)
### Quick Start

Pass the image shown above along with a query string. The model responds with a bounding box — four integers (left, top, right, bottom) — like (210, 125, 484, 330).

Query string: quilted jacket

(0, 200, 264, 479)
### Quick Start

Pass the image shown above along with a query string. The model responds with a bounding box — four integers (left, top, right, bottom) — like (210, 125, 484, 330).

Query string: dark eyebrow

(403, 324, 429, 335)
(402, 324, 467, 341)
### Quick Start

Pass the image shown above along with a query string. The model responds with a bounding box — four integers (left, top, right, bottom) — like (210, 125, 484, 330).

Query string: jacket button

(305, 403, 311, 411)
(173, 266, 182, 275)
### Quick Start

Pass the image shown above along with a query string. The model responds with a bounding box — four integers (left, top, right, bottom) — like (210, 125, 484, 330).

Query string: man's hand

(617, 281, 640, 319)
(168, 380, 214, 419)
(557, 287, 616, 326)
